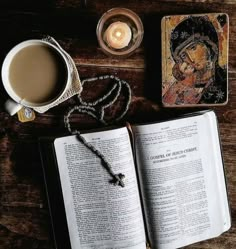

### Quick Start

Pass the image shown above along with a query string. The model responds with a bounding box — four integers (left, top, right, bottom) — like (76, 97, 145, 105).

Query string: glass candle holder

(97, 8, 144, 58)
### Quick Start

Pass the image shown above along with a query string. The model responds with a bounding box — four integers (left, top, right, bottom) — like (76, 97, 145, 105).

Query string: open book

(39, 110, 231, 249)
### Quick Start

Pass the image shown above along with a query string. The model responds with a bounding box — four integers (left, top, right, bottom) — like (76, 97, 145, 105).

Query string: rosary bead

(64, 75, 131, 187)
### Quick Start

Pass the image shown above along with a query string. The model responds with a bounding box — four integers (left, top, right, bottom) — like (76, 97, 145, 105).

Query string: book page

(133, 111, 231, 249)
(54, 127, 146, 249)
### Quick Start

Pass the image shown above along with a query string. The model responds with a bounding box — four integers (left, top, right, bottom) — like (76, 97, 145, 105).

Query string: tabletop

(0, 1, 236, 249)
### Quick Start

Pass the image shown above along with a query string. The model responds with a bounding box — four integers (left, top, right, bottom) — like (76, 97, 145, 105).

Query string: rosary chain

(64, 75, 132, 187)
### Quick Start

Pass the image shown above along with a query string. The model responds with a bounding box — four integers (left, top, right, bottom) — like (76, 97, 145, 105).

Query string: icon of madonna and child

(162, 14, 229, 106)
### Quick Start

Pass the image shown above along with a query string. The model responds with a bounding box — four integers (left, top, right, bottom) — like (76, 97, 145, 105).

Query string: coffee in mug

(1, 39, 72, 115)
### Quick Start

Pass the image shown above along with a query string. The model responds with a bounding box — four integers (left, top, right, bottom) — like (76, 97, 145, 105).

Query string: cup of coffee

(1, 39, 72, 115)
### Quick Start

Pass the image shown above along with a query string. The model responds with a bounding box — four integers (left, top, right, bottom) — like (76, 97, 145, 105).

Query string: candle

(104, 21, 132, 49)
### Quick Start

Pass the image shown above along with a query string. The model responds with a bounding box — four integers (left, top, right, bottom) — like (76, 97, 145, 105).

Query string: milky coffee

(9, 44, 67, 104)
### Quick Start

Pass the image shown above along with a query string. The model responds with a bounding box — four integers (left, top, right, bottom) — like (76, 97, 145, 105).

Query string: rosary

(64, 75, 132, 187)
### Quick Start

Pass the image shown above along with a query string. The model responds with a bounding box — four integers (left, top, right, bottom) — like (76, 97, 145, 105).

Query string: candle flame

(104, 21, 132, 49)
(115, 31, 122, 38)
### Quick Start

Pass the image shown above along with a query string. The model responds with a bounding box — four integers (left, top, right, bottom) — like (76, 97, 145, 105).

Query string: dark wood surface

(0, 1, 236, 248)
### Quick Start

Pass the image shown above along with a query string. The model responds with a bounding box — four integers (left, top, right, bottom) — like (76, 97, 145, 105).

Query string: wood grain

(0, 1, 236, 249)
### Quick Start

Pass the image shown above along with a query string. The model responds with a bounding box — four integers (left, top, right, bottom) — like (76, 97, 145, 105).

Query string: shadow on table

(143, 13, 163, 105)
(10, 141, 44, 184)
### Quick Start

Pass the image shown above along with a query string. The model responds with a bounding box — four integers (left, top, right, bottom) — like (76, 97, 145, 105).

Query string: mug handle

(4, 99, 23, 116)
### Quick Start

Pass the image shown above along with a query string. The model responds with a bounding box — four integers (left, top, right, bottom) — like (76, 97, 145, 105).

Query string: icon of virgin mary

(162, 14, 228, 106)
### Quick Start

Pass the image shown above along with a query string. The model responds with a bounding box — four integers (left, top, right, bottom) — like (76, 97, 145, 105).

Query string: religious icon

(161, 13, 229, 106)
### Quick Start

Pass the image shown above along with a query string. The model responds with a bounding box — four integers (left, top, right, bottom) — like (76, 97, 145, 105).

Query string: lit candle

(104, 21, 132, 49)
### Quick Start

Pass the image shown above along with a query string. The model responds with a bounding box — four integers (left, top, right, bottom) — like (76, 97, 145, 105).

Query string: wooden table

(0, 1, 235, 248)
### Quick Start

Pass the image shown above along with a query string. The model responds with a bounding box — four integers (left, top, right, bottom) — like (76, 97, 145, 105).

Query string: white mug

(1, 39, 73, 115)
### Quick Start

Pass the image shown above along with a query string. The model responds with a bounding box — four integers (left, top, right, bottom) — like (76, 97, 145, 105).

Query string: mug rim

(1, 39, 72, 108)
